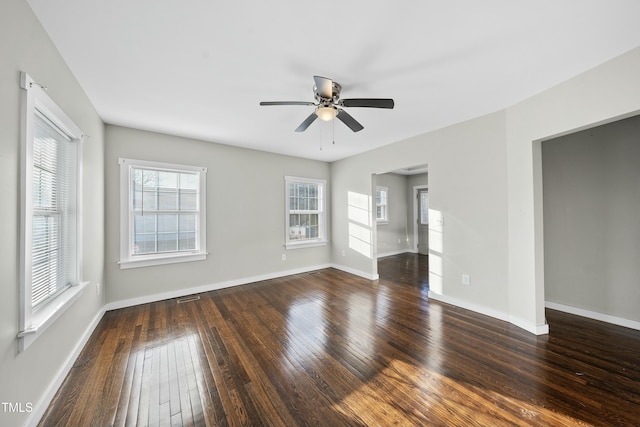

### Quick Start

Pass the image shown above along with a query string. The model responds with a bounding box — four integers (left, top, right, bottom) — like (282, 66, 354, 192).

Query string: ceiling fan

(260, 76, 394, 133)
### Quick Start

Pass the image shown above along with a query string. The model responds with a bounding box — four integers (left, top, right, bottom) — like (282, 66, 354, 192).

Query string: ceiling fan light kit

(316, 106, 337, 121)
(260, 76, 394, 133)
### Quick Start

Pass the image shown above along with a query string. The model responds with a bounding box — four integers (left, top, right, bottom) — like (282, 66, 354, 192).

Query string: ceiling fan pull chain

(332, 119, 336, 145)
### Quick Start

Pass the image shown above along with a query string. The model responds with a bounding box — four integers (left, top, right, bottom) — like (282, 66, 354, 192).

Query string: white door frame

(413, 185, 428, 253)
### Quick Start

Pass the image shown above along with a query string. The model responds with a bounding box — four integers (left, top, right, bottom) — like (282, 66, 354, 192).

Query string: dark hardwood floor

(40, 253, 640, 426)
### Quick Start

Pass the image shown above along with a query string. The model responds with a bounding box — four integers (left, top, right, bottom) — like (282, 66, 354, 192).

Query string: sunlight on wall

(428, 209, 444, 294)
(348, 191, 373, 259)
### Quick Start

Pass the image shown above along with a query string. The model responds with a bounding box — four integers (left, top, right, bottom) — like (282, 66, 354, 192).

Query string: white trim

(377, 249, 414, 258)
(546, 301, 640, 331)
(18, 282, 88, 352)
(428, 290, 549, 335)
(19, 71, 85, 352)
(375, 186, 388, 223)
(105, 264, 381, 312)
(284, 175, 327, 248)
(330, 263, 379, 280)
(105, 264, 333, 311)
(25, 306, 106, 427)
(285, 240, 328, 250)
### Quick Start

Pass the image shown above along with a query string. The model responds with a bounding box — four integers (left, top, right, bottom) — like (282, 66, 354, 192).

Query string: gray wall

(374, 172, 429, 257)
(105, 125, 331, 305)
(543, 115, 640, 322)
(0, 1, 105, 426)
(332, 46, 640, 333)
(374, 173, 410, 257)
(406, 173, 429, 251)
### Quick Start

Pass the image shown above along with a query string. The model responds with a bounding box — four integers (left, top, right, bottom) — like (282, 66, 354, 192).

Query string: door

(418, 189, 429, 255)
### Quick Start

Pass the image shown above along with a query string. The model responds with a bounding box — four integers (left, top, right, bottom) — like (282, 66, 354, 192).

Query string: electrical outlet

(462, 274, 470, 285)
(96, 282, 101, 295)
(281, 253, 286, 261)
(342, 249, 346, 257)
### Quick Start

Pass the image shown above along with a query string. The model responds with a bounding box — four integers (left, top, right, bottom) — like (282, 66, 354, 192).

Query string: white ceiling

(26, 0, 640, 162)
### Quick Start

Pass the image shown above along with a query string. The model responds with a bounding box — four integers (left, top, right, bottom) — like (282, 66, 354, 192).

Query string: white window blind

(31, 112, 78, 309)
(19, 71, 85, 352)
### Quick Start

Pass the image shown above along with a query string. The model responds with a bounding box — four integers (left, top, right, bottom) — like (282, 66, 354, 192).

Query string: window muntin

(376, 186, 388, 223)
(119, 159, 207, 269)
(285, 176, 327, 248)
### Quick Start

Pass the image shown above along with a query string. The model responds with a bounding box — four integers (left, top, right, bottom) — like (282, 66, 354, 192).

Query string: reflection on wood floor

(40, 253, 640, 426)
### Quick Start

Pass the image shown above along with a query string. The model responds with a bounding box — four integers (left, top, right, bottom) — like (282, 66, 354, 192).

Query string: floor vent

(176, 295, 200, 304)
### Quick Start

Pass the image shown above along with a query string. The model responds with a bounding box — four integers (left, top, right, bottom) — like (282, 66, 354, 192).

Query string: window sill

(377, 220, 389, 225)
(18, 281, 88, 352)
(119, 252, 207, 269)
(285, 240, 328, 250)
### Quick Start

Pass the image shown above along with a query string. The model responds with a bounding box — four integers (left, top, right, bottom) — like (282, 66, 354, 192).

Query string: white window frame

(376, 186, 389, 224)
(285, 176, 327, 249)
(119, 158, 207, 269)
(18, 72, 86, 352)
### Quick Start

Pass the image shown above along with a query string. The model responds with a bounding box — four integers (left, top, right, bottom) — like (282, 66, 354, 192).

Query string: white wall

(542, 115, 640, 322)
(0, 1, 105, 426)
(105, 125, 331, 306)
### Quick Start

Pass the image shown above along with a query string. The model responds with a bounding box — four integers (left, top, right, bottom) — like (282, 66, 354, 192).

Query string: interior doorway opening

(373, 164, 429, 289)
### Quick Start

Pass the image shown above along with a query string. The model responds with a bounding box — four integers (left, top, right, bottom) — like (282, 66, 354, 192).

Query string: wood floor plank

(39, 254, 640, 426)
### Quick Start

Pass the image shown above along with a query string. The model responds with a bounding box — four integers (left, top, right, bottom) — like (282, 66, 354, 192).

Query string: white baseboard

(428, 291, 549, 335)
(26, 306, 106, 427)
(105, 264, 333, 311)
(546, 301, 640, 331)
(376, 249, 413, 258)
(28, 262, 379, 426)
(330, 263, 379, 280)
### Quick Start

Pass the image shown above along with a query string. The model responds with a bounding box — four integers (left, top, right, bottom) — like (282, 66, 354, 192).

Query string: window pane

(158, 171, 178, 189)
(134, 214, 156, 233)
(158, 190, 178, 210)
(158, 214, 177, 232)
(179, 192, 197, 210)
(134, 234, 156, 254)
(180, 173, 198, 190)
(178, 232, 196, 250)
(420, 192, 429, 224)
(141, 170, 158, 190)
(158, 233, 177, 252)
(179, 214, 196, 232)
(142, 190, 157, 210)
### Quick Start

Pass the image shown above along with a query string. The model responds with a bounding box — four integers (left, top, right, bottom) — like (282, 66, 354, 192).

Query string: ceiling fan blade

(295, 113, 318, 132)
(260, 101, 315, 106)
(336, 109, 364, 132)
(313, 76, 333, 99)
(340, 98, 395, 109)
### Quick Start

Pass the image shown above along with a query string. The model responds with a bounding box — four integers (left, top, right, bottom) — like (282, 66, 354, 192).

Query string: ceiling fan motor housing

(314, 81, 342, 104)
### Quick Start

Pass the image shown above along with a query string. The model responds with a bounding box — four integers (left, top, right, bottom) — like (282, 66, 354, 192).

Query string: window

(119, 158, 207, 269)
(420, 190, 429, 225)
(376, 186, 388, 223)
(285, 176, 327, 248)
(19, 72, 85, 351)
